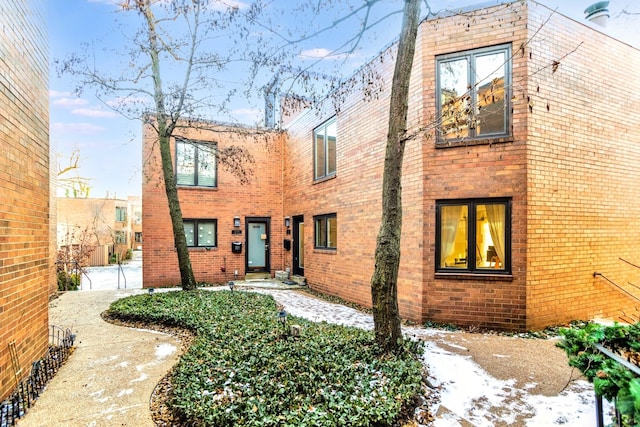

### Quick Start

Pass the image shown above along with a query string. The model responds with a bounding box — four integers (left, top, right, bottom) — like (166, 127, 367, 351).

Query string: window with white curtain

(436, 199, 510, 272)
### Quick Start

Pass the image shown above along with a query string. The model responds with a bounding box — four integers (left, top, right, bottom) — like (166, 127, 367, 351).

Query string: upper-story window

(436, 198, 511, 274)
(313, 118, 337, 180)
(115, 206, 127, 222)
(437, 44, 511, 142)
(176, 139, 217, 187)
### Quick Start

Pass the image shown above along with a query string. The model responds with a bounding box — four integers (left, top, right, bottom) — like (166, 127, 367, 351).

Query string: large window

(313, 119, 337, 180)
(314, 214, 337, 249)
(436, 199, 510, 273)
(437, 44, 511, 142)
(176, 139, 217, 187)
(183, 219, 217, 247)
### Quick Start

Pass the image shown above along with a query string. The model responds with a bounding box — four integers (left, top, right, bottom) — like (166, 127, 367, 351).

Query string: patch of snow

(117, 389, 134, 397)
(130, 373, 148, 383)
(444, 342, 468, 351)
(89, 389, 105, 398)
(155, 343, 177, 359)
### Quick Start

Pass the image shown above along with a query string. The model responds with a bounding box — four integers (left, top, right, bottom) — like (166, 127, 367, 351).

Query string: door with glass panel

(292, 216, 304, 276)
(246, 218, 270, 273)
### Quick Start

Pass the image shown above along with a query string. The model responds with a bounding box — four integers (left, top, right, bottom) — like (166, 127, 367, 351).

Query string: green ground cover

(107, 290, 424, 426)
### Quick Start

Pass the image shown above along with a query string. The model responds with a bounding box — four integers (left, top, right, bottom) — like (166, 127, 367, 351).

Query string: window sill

(187, 247, 217, 252)
(435, 135, 513, 148)
(313, 248, 337, 254)
(177, 185, 218, 190)
(435, 272, 513, 281)
(313, 174, 336, 185)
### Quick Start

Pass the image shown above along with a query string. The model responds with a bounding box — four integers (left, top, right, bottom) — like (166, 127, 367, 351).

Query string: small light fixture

(278, 310, 287, 329)
(284, 216, 290, 228)
(148, 288, 155, 296)
(233, 216, 241, 227)
(228, 281, 235, 291)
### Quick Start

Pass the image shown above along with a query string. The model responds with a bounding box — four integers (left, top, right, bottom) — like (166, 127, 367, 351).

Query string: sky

(48, 0, 640, 199)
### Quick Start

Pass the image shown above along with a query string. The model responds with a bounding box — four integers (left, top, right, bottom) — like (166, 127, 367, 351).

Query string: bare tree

(370, 0, 420, 353)
(57, 147, 92, 198)
(57, 0, 263, 290)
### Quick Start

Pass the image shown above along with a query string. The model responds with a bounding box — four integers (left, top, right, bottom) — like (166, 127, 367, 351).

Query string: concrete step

(245, 272, 271, 280)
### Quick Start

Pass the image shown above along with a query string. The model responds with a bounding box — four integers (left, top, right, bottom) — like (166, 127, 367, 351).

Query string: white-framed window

(176, 139, 217, 187)
(437, 44, 511, 142)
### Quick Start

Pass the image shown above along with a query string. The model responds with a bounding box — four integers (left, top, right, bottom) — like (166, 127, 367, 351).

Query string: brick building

(57, 196, 138, 265)
(143, 0, 640, 331)
(0, 0, 50, 400)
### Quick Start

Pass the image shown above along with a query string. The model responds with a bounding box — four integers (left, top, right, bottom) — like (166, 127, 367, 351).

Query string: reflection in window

(183, 219, 217, 247)
(314, 119, 337, 180)
(176, 139, 217, 187)
(314, 214, 337, 249)
(437, 199, 510, 272)
(437, 45, 510, 141)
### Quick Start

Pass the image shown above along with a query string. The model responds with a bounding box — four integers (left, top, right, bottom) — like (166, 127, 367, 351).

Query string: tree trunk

(370, 0, 420, 353)
(142, 1, 197, 291)
(158, 127, 197, 291)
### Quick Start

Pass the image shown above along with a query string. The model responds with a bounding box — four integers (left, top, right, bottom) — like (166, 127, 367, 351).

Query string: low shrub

(558, 322, 640, 426)
(57, 271, 80, 291)
(108, 290, 424, 426)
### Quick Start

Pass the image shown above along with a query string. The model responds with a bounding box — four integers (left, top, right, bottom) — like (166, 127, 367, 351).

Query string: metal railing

(594, 343, 640, 427)
(0, 326, 75, 427)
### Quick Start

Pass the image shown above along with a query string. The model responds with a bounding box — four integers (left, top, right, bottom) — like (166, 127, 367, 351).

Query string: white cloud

(231, 108, 262, 123)
(209, 0, 249, 11)
(299, 48, 351, 61)
(52, 97, 90, 108)
(51, 122, 107, 135)
(72, 108, 119, 118)
(49, 90, 74, 98)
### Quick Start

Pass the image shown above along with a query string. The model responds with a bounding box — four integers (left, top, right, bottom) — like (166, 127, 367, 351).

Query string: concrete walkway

(18, 282, 600, 426)
(18, 289, 180, 427)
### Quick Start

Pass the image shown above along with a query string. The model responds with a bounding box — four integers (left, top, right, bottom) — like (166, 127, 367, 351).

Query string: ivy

(557, 322, 640, 426)
(107, 290, 424, 426)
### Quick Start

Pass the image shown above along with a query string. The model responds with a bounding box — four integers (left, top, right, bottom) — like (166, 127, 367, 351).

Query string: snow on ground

(81, 260, 611, 426)
(81, 251, 143, 290)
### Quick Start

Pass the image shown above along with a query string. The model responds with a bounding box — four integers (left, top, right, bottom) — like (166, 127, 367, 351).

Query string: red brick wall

(524, 1, 640, 329)
(143, 125, 285, 288)
(0, 0, 50, 400)
(282, 33, 426, 317)
(420, 3, 530, 330)
(143, 1, 640, 331)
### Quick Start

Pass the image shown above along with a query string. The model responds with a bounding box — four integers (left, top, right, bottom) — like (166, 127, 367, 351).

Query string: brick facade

(0, 0, 50, 400)
(143, 1, 640, 331)
(142, 126, 285, 288)
(57, 197, 132, 265)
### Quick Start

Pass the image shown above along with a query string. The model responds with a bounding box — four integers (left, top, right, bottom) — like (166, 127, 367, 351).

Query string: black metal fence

(595, 343, 640, 427)
(0, 326, 75, 427)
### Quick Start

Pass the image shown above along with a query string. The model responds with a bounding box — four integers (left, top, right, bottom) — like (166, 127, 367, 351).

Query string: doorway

(246, 218, 270, 273)
(292, 215, 304, 277)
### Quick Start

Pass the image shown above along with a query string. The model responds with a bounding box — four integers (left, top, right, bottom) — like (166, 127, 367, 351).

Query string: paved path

(18, 283, 600, 427)
(18, 289, 180, 427)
